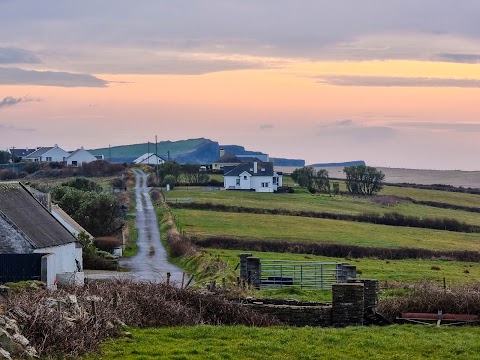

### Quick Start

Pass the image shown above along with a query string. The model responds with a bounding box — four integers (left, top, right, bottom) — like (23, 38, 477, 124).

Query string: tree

(61, 177, 103, 192)
(0, 150, 11, 164)
(332, 182, 340, 195)
(181, 164, 210, 184)
(315, 169, 331, 194)
(158, 161, 182, 184)
(343, 165, 385, 195)
(291, 166, 316, 187)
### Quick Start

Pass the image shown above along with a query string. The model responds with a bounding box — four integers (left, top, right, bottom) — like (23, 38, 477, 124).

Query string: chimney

(220, 148, 225, 157)
(253, 161, 258, 174)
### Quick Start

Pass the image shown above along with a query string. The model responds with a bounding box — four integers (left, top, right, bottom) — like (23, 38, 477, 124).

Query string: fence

(0, 254, 43, 284)
(165, 198, 193, 204)
(239, 254, 357, 290)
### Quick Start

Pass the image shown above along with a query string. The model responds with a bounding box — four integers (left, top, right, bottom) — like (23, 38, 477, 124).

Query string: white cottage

(223, 162, 283, 193)
(24, 144, 70, 163)
(0, 182, 83, 288)
(133, 153, 166, 165)
(66, 147, 98, 166)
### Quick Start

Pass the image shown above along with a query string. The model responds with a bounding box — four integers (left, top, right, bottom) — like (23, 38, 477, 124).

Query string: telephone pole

(11, 146, 15, 173)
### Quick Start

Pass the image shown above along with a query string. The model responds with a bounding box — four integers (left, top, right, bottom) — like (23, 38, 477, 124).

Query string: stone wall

(244, 280, 380, 327)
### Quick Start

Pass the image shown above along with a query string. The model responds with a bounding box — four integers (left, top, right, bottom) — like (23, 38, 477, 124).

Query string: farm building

(133, 153, 166, 165)
(23, 144, 70, 163)
(223, 161, 283, 193)
(212, 148, 266, 171)
(0, 182, 83, 287)
(66, 147, 98, 166)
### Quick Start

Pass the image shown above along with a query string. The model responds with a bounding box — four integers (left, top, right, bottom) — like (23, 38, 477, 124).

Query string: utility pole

(11, 146, 15, 173)
(109, 144, 112, 163)
(167, 150, 170, 161)
(155, 135, 159, 185)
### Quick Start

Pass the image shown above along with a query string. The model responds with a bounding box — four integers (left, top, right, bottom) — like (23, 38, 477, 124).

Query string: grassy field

(167, 187, 480, 225)
(90, 325, 480, 360)
(205, 248, 478, 286)
(171, 209, 480, 252)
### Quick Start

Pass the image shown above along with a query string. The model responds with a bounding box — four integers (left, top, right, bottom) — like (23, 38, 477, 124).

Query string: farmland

(91, 325, 480, 360)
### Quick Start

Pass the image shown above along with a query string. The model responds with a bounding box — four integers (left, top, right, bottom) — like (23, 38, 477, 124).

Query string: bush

(0, 169, 18, 180)
(23, 162, 42, 174)
(94, 237, 122, 252)
(61, 177, 102, 192)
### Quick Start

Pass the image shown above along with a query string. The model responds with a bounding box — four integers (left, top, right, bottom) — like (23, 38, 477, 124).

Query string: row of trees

(153, 161, 211, 187)
(291, 165, 385, 195)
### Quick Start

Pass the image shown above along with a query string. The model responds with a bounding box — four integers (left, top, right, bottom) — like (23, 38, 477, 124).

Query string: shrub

(0, 169, 18, 180)
(94, 237, 122, 252)
(23, 162, 42, 174)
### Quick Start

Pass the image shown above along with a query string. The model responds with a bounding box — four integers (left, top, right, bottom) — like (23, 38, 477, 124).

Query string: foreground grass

(206, 249, 479, 286)
(167, 187, 480, 226)
(90, 325, 480, 360)
(172, 209, 480, 252)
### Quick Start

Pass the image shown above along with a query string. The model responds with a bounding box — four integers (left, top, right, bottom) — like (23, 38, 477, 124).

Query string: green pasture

(205, 248, 479, 286)
(381, 185, 480, 208)
(171, 209, 480, 252)
(90, 325, 480, 360)
(167, 187, 480, 226)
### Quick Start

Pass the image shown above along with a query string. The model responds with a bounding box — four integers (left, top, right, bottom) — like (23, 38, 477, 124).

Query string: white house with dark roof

(223, 161, 283, 193)
(0, 182, 83, 287)
(24, 144, 70, 163)
(66, 147, 98, 166)
(7, 148, 35, 162)
(133, 153, 166, 165)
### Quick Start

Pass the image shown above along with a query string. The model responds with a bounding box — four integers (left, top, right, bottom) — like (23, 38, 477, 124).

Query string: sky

(1, 1, 480, 170)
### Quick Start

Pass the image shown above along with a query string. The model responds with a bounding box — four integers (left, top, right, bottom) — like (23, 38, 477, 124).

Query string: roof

(66, 147, 96, 160)
(224, 162, 275, 177)
(133, 153, 166, 164)
(0, 182, 78, 250)
(51, 204, 94, 240)
(0, 215, 34, 254)
(25, 147, 54, 158)
(213, 153, 241, 164)
(9, 148, 35, 157)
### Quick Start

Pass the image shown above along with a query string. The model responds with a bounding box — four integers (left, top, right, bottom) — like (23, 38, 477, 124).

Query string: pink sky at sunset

(1, 1, 480, 170)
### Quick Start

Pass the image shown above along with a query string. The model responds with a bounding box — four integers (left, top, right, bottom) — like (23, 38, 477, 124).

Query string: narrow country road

(119, 169, 184, 283)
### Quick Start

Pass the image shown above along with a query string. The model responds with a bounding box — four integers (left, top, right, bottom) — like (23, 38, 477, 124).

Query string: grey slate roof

(0, 215, 33, 254)
(223, 162, 275, 177)
(0, 183, 78, 251)
(9, 148, 35, 158)
(214, 153, 241, 163)
(25, 147, 53, 158)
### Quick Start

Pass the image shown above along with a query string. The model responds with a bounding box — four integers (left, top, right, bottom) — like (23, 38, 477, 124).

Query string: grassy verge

(90, 325, 480, 360)
(172, 209, 480, 252)
(122, 183, 139, 257)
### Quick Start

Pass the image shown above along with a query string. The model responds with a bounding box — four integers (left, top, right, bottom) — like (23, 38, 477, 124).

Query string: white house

(223, 162, 283, 193)
(66, 147, 98, 166)
(24, 144, 70, 163)
(133, 153, 166, 165)
(0, 182, 83, 288)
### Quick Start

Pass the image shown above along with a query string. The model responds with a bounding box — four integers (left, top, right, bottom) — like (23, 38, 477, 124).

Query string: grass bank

(90, 325, 480, 360)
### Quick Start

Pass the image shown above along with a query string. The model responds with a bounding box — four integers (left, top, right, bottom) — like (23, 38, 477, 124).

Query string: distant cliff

(309, 161, 366, 167)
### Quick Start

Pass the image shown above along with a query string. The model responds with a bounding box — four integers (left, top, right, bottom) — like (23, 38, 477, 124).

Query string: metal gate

(259, 260, 342, 290)
(0, 254, 43, 284)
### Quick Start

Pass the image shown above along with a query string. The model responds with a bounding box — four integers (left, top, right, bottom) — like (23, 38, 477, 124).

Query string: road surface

(86, 169, 184, 284)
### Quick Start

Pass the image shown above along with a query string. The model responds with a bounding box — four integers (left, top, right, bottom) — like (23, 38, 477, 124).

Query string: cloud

(317, 75, 480, 88)
(318, 120, 397, 143)
(0, 123, 35, 132)
(0, 67, 108, 87)
(0, 47, 41, 64)
(436, 53, 480, 64)
(391, 121, 480, 133)
(259, 124, 274, 130)
(0, 96, 23, 109)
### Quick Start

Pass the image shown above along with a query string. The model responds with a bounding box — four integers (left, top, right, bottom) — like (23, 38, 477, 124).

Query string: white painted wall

(67, 149, 98, 166)
(224, 173, 283, 192)
(34, 242, 83, 286)
(42, 147, 70, 162)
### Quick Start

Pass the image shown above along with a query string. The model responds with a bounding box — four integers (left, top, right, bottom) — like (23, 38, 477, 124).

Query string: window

(261, 182, 269, 188)
(72, 161, 78, 166)
(46, 157, 52, 161)
(236, 179, 240, 185)
(244, 176, 247, 180)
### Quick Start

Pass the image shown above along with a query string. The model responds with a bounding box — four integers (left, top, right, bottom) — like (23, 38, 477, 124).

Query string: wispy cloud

(0, 67, 108, 87)
(317, 75, 480, 88)
(436, 53, 480, 64)
(0, 47, 41, 64)
(391, 121, 480, 132)
(0, 95, 38, 109)
(0, 124, 36, 132)
(259, 124, 274, 130)
(318, 120, 396, 143)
